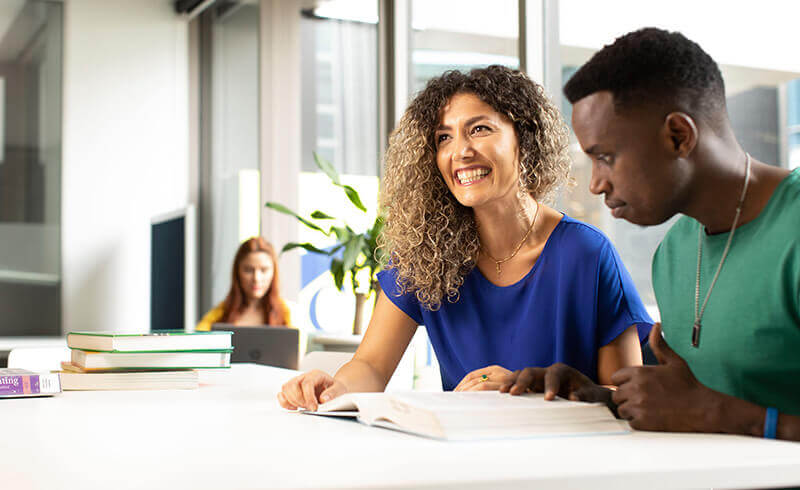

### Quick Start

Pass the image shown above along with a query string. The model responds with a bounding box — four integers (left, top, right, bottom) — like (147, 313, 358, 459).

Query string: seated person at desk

(501, 28, 800, 441)
(196, 237, 291, 330)
(278, 65, 652, 411)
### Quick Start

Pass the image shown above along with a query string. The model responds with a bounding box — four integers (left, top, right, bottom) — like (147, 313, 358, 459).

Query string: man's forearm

(707, 390, 800, 441)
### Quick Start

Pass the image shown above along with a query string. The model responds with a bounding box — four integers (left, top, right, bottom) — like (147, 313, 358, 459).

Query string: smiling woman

(276, 66, 653, 412)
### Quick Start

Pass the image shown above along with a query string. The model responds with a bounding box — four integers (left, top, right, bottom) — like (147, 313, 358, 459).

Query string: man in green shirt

(501, 27, 800, 441)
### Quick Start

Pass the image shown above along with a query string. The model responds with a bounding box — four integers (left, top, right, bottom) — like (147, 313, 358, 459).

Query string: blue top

(378, 214, 653, 391)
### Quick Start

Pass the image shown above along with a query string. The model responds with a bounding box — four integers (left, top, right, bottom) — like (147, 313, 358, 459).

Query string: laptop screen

(210, 324, 299, 370)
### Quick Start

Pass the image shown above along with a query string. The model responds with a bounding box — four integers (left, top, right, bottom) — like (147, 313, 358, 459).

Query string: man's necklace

(481, 201, 540, 276)
(692, 153, 751, 348)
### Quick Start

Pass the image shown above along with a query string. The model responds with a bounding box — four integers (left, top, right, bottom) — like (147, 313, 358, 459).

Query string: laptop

(210, 324, 299, 370)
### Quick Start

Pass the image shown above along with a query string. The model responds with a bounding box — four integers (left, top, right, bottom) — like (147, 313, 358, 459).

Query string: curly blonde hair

(378, 65, 571, 310)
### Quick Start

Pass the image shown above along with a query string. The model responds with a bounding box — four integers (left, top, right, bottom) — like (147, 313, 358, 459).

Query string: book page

(388, 391, 596, 410)
(386, 392, 627, 440)
(303, 393, 377, 417)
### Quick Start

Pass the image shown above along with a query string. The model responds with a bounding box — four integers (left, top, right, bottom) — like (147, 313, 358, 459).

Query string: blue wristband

(764, 407, 779, 439)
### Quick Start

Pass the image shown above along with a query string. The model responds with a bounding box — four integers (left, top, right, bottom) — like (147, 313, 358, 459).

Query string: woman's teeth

(457, 168, 490, 184)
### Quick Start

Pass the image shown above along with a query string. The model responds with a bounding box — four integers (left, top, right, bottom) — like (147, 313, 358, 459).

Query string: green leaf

(340, 185, 367, 212)
(310, 210, 336, 220)
(330, 259, 345, 291)
(371, 216, 385, 236)
(313, 152, 341, 185)
(342, 235, 365, 273)
(365, 216, 384, 252)
(265, 202, 328, 235)
(331, 226, 352, 242)
(281, 242, 329, 255)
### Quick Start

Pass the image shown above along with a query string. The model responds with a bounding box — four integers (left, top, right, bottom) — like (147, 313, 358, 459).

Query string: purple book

(0, 369, 61, 397)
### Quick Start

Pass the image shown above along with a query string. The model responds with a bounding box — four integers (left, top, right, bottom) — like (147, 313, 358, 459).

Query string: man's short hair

(563, 28, 726, 125)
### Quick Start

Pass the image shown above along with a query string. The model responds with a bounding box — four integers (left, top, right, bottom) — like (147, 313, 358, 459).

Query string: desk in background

(306, 331, 362, 353)
(0, 336, 66, 367)
(3, 364, 800, 489)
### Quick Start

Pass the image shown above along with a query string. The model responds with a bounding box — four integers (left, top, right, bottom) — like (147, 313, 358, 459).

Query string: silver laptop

(210, 324, 299, 370)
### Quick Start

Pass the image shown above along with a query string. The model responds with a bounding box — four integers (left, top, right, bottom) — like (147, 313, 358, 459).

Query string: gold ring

(479, 374, 489, 383)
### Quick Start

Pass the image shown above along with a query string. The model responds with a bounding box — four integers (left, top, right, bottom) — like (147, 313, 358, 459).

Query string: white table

(3, 364, 800, 490)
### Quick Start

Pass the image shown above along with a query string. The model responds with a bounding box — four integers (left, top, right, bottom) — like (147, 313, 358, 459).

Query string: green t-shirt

(652, 168, 800, 415)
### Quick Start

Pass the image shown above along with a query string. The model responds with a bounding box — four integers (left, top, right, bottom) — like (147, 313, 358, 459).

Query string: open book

(303, 391, 628, 440)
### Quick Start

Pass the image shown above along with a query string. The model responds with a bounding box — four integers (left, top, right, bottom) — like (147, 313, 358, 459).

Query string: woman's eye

(436, 134, 450, 145)
(471, 125, 490, 135)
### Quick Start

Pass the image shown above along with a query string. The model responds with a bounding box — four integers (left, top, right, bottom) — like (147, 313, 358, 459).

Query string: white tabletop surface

(3, 364, 800, 490)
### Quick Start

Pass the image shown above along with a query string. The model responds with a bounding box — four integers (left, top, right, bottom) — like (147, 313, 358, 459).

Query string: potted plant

(265, 153, 384, 335)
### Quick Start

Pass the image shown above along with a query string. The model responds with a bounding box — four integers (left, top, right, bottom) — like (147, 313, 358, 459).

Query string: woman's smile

(455, 166, 492, 186)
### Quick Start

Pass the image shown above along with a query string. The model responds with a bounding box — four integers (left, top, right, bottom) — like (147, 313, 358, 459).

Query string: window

(298, 1, 380, 334)
(411, 0, 519, 93)
(788, 79, 800, 169)
(558, 0, 800, 317)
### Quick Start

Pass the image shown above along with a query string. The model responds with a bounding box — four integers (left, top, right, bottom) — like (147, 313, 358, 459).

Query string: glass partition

(0, 0, 62, 335)
(411, 0, 518, 94)
(199, 1, 261, 312)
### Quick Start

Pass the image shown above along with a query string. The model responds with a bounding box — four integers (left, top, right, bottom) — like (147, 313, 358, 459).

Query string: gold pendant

(495, 262, 502, 276)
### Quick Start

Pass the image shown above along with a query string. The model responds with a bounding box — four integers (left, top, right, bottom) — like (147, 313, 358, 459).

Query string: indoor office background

(1, 1, 798, 374)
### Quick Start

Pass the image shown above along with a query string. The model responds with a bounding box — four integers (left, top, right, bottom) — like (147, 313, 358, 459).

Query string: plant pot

(352, 281, 381, 335)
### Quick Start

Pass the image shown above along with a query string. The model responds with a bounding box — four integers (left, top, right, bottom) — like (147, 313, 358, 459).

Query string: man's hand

(454, 365, 512, 391)
(611, 322, 721, 432)
(499, 363, 613, 405)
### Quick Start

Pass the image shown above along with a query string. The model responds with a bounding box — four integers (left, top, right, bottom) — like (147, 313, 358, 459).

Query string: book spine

(0, 374, 61, 395)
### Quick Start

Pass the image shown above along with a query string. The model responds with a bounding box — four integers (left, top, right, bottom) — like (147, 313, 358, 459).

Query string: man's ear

(663, 112, 698, 158)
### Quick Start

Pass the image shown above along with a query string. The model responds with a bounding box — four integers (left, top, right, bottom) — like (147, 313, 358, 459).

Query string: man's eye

(597, 155, 612, 165)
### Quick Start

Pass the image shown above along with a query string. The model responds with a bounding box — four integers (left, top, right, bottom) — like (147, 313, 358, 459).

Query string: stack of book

(61, 330, 233, 391)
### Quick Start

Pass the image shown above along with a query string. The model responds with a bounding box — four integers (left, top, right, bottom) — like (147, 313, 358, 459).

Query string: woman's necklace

(480, 201, 540, 276)
(692, 153, 751, 348)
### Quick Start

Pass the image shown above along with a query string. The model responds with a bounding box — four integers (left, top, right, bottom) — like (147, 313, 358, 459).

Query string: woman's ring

(479, 374, 489, 383)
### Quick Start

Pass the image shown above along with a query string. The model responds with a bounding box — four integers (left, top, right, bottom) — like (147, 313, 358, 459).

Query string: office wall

(62, 0, 189, 333)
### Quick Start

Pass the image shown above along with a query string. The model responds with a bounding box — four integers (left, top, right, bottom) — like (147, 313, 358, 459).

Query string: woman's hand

(499, 363, 613, 406)
(277, 370, 348, 411)
(453, 365, 512, 392)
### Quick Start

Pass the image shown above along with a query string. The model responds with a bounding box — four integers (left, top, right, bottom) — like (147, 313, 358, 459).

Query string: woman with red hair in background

(196, 237, 291, 330)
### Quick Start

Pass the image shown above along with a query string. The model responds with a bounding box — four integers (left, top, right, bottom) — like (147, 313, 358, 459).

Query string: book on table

(0, 368, 61, 398)
(303, 391, 628, 440)
(58, 363, 199, 390)
(67, 330, 232, 352)
(69, 348, 232, 370)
